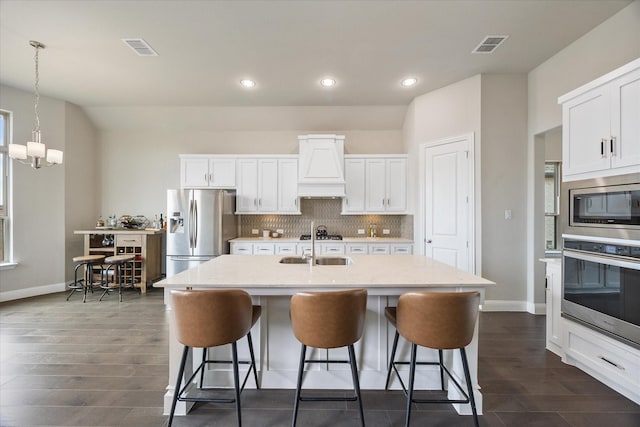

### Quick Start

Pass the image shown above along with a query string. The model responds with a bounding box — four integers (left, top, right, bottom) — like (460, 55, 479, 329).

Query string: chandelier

(8, 41, 63, 169)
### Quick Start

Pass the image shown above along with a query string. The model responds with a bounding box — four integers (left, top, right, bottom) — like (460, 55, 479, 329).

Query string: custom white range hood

(297, 134, 346, 197)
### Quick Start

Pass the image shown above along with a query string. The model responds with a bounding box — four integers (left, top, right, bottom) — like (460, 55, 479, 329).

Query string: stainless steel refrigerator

(166, 189, 237, 276)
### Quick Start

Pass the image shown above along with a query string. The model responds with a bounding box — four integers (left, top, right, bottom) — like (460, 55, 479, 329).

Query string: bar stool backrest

(171, 289, 253, 348)
(397, 291, 480, 350)
(291, 288, 367, 349)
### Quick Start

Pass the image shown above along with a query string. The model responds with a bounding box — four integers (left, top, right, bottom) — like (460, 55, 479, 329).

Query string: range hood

(298, 134, 346, 197)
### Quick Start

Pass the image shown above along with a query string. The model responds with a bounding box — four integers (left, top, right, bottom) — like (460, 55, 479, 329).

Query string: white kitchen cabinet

(277, 158, 300, 213)
(254, 243, 275, 255)
(390, 244, 413, 255)
(559, 59, 640, 181)
(180, 155, 236, 188)
(236, 157, 299, 214)
(543, 259, 563, 357)
(321, 243, 345, 255)
(275, 242, 297, 255)
(342, 155, 408, 214)
(346, 243, 368, 254)
(564, 319, 640, 405)
(230, 242, 253, 255)
(369, 244, 390, 255)
(342, 158, 366, 213)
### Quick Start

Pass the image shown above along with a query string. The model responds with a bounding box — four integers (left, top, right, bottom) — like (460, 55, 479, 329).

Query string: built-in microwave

(561, 173, 640, 241)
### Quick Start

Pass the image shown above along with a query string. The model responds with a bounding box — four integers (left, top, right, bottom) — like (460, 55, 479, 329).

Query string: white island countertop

(156, 254, 494, 295)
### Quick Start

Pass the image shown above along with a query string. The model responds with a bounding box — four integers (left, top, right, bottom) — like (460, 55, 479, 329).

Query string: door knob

(426, 239, 432, 243)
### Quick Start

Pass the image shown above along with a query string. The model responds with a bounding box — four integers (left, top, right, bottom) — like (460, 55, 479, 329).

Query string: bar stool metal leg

(348, 344, 365, 427)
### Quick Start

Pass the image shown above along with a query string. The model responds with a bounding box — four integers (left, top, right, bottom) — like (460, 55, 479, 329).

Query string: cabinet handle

(600, 138, 605, 158)
(610, 137, 615, 156)
(598, 355, 625, 371)
(254, 198, 257, 207)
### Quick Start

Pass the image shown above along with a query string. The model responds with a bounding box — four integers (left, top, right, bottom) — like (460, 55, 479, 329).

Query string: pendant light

(8, 41, 63, 169)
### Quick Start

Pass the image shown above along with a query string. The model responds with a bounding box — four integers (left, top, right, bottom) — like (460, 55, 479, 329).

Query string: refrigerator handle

(193, 199, 198, 249)
(188, 199, 194, 249)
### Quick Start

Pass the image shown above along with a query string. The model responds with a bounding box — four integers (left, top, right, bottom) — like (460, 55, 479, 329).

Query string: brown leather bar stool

(99, 254, 135, 302)
(168, 289, 261, 427)
(385, 291, 480, 427)
(290, 288, 367, 427)
(67, 254, 105, 303)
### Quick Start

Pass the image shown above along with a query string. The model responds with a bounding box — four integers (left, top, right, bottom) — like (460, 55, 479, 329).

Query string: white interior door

(423, 135, 474, 272)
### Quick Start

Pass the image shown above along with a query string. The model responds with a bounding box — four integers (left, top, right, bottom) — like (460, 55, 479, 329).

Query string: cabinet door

(181, 158, 210, 188)
(209, 158, 236, 188)
(545, 262, 563, 354)
(391, 244, 412, 254)
(562, 87, 612, 178)
(236, 159, 259, 213)
(369, 244, 390, 255)
(231, 242, 253, 255)
(385, 158, 407, 212)
(254, 243, 275, 255)
(365, 159, 386, 212)
(257, 159, 279, 212)
(346, 243, 367, 254)
(610, 69, 640, 170)
(278, 159, 299, 213)
(343, 158, 366, 213)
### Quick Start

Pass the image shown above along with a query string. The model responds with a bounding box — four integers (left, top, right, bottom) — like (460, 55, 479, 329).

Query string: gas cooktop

(300, 234, 343, 241)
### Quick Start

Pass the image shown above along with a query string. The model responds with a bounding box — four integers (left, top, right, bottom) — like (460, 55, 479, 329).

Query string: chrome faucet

(303, 221, 316, 265)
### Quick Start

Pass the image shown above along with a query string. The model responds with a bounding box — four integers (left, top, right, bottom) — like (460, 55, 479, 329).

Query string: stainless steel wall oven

(561, 173, 640, 349)
(562, 237, 640, 349)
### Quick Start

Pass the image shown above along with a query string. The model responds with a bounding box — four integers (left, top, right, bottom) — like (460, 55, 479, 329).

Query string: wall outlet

(504, 209, 512, 220)
(382, 229, 390, 235)
(357, 229, 365, 235)
(252, 229, 259, 235)
(276, 229, 284, 234)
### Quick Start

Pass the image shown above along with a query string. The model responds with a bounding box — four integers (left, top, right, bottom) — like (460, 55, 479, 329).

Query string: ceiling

(0, 0, 633, 111)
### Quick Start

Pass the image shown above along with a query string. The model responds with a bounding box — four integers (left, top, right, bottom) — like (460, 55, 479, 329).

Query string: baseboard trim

(482, 300, 528, 312)
(0, 282, 66, 303)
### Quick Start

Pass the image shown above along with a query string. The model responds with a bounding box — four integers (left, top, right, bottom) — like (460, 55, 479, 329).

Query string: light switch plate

(382, 229, 390, 235)
(252, 229, 259, 235)
(357, 229, 365, 235)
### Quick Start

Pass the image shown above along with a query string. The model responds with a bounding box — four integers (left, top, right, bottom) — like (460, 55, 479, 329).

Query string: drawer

(391, 244, 412, 254)
(322, 243, 345, 255)
(369, 244, 390, 255)
(115, 234, 142, 247)
(231, 243, 253, 255)
(346, 244, 367, 254)
(275, 243, 297, 255)
(254, 243, 275, 255)
(565, 320, 640, 390)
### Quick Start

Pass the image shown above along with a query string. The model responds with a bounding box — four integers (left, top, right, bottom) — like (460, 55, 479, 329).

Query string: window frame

(0, 109, 13, 265)
(544, 162, 561, 252)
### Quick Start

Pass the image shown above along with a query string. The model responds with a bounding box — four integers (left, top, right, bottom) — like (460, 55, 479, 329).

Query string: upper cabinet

(180, 155, 236, 188)
(559, 59, 640, 181)
(236, 156, 300, 215)
(342, 155, 408, 214)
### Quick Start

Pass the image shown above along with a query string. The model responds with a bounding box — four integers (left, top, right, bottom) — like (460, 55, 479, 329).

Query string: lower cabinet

(232, 241, 413, 256)
(543, 260, 563, 356)
(564, 319, 640, 405)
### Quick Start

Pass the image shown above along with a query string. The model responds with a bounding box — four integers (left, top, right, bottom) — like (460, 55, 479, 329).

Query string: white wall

(0, 85, 66, 297)
(480, 74, 529, 307)
(402, 74, 530, 308)
(526, 0, 640, 313)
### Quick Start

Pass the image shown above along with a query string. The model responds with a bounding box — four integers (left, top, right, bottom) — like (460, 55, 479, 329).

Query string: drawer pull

(598, 355, 625, 371)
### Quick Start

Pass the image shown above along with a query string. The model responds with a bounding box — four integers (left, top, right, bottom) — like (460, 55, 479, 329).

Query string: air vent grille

(472, 35, 508, 54)
(122, 38, 158, 56)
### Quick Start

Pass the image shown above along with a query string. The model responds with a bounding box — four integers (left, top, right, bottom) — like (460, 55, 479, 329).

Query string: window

(544, 162, 560, 251)
(0, 110, 9, 262)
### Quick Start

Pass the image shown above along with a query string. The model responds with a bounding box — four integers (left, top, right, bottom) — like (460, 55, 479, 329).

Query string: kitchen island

(156, 254, 494, 417)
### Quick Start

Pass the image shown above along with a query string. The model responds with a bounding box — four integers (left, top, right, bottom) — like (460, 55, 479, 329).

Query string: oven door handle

(564, 249, 640, 271)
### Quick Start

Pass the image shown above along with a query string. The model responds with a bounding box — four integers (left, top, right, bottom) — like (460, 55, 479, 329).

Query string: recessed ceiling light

(240, 79, 256, 88)
(401, 77, 418, 87)
(320, 78, 336, 87)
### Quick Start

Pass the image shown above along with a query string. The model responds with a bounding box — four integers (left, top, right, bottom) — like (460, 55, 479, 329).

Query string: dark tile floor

(1, 287, 638, 426)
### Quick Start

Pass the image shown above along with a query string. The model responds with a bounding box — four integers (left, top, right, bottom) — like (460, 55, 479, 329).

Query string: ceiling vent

(472, 35, 508, 54)
(122, 38, 158, 56)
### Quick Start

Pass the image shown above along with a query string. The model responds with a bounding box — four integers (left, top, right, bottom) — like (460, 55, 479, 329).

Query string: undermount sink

(279, 256, 353, 266)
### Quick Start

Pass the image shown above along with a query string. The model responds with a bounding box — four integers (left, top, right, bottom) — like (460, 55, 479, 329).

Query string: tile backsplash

(239, 199, 413, 238)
